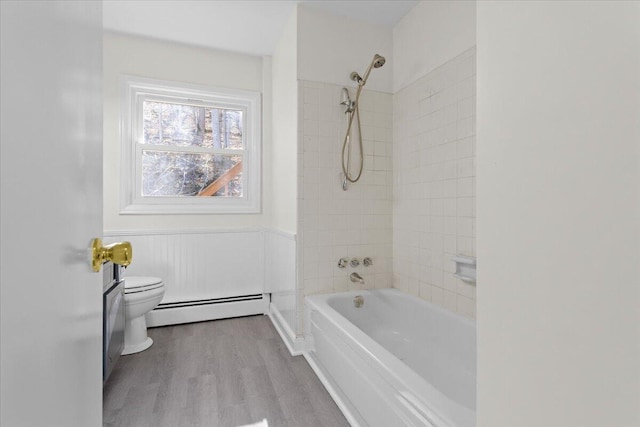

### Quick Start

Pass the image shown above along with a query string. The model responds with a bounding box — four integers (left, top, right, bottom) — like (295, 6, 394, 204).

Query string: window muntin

(120, 77, 261, 214)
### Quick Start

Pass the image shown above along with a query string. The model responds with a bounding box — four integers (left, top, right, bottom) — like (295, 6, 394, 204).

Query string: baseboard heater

(146, 293, 270, 328)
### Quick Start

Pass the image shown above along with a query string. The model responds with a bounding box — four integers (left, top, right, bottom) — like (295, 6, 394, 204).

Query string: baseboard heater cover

(146, 294, 269, 327)
(155, 294, 264, 310)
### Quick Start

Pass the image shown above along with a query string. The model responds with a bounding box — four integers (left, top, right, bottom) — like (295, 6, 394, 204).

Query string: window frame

(120, 76, 261, 214)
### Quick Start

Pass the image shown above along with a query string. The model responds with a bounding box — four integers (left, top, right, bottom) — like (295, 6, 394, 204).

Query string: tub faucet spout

(350, 272, 364, 284)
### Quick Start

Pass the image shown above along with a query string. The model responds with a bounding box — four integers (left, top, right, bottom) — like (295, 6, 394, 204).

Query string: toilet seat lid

(124, 276, 163, 291)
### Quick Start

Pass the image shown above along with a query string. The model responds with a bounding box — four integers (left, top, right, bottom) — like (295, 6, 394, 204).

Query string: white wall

(393, 1, 475, 92)
(262, 56, 273, 229)
(271, 9, 298, 234)
(270, 8, 299, 338)
(103, 32, 266, 232)
(477, 2, 640, 426)
(297, 5, 393, 94)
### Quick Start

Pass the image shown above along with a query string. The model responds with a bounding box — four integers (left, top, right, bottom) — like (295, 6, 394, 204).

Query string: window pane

(142, 101, 243, 149)
(141, 151, 243, 197)
(210, 108, 243, 149)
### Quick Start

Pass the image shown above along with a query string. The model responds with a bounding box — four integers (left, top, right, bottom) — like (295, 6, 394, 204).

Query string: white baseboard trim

(267, 302, 307, 356)
(146, 295, 269, 327)
(303, 350, 364, 427)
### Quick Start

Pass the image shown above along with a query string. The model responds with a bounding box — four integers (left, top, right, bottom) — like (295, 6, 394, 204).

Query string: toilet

(122, 276, 165, 355)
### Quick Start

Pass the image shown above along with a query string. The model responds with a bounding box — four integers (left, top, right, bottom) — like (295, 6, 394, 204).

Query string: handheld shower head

(372, 54, 386, 68)
(355, 53, 386, 86)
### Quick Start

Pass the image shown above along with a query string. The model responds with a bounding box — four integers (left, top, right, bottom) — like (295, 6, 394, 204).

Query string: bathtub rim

(305, 288, 476, 427)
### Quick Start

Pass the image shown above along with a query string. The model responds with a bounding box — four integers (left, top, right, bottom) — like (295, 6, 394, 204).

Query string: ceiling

(103, 0, 419, 56)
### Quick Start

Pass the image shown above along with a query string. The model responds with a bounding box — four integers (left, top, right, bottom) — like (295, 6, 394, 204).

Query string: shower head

(372, 54, 386, 68)
(354, 53, 386, 86)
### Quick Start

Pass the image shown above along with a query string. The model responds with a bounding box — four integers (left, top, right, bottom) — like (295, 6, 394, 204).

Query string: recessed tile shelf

(452, 255, 476, 284)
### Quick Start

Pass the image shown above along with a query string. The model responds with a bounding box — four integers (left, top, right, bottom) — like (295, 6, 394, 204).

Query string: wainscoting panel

(264, 230, 300, 350)
(105, 229, 264, 304)
(264, 230, 296, 294)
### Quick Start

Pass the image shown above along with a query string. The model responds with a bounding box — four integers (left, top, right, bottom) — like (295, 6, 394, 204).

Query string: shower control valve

(338, 258, 349, 269)
(350, 258, 360, 268)
(363, 257, 373, 267)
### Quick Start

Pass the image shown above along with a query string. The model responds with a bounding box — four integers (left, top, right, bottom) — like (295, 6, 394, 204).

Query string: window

(120, 77, 261, 214)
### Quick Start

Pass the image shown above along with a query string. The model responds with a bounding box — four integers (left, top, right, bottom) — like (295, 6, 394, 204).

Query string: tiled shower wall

(393, 47, 477, 319)
(296, 80, 393, 333)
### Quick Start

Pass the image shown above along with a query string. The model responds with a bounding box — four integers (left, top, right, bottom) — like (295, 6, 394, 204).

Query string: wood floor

(103, 315, 349, 427)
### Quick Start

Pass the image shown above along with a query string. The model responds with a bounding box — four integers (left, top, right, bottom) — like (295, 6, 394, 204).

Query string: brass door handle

(91, 238, 132, 272)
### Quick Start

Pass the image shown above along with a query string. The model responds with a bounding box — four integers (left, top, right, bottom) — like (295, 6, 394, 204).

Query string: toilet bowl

(122, 276, 164, 355)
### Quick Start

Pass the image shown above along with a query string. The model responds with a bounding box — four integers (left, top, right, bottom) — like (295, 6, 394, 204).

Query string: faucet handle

(363, 257, 373, 267)
(350, 258, 360, 267)
(338, 258, 349, 269)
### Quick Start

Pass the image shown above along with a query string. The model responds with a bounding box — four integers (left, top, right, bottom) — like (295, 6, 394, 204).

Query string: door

(1, 1, 103, 426)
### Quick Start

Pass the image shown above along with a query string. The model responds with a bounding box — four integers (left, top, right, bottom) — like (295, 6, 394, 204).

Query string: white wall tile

(299, 81, 393, 300)
(458, 197, 474, 217)
(457, 136, 474, 158)
(303, 87, 319, 104)
(457, 158, 475, 177)
(457, 177, 474, 198)
(393, 47, 476, 319)
(296, 51, 475, 323)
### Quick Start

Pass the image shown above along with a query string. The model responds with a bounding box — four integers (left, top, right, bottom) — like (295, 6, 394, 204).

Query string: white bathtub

(304, 289, 476, 427)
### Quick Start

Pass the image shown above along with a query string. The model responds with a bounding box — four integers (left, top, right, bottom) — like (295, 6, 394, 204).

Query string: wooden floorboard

(103, 315, 349, 427)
